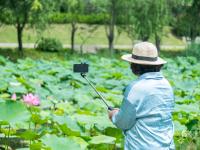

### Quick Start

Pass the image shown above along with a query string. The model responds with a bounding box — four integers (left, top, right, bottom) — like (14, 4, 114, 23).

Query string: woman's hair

(131, 63, 163, 76)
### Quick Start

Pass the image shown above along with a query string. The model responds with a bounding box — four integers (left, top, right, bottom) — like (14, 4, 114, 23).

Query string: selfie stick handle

(81, 73, 113, 111)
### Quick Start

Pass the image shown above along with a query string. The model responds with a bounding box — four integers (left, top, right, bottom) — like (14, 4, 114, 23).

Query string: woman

(109, 42, 175, 150)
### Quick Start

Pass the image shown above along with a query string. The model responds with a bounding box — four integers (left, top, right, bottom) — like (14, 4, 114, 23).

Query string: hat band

(132, 54, 158, 62)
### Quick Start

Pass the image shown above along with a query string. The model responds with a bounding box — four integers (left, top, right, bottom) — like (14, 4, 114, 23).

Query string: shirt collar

(138, 72, 163, 80)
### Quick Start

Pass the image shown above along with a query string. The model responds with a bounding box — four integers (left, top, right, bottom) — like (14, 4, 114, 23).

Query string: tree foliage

(60, 0, 85, 54)
(0, 0, 199, 53)
(104, 0, 123, 55)
(171, 0, 200, 42)
(0, 0, 58, 54)
(91, 0, 129, 55)
(119, 0, 168, 50)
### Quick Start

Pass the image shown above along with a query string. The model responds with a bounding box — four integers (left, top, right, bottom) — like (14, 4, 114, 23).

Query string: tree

(94, 0, 128, 56)
(0, 0, 57, 55)
(78, 24, 98, 54)
(171, 0, 200, 43)
(61, 0, 84, 54)
(69, 0, 84, 54)
(1, 0, 34, 55)
(105, 0, 126, 56)
(132, 0, 152, 41)
(117, 0, 137, 48)
(150, 0, 169, 51)
(119, 0, 169, 50)
(0, 1, 4, 26)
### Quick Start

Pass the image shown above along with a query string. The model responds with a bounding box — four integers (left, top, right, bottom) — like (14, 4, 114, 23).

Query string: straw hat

(121, 42, 166, 65)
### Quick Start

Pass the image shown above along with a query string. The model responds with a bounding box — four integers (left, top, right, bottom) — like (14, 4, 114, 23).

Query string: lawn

(0, 24, 185, 46)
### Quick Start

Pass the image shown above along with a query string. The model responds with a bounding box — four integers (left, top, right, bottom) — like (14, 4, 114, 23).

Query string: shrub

(49, 13, 108, 24)
(0, 55, 7, 66)
(185, 43, 200, 58)
(36, 38, 63, 52)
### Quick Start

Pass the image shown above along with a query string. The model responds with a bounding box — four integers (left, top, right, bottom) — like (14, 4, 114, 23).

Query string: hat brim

(121, 54, 167, 65)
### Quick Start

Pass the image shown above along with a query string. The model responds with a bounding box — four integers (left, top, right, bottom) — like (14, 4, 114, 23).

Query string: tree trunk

(80, 44, 83, 55)
(17, 23, 23, 56)
(106, 0, 116, 57)
(141, 35, 149, 41)
(190, 30, 196, 43)
(71, 22, 77, 54)
(190, 37, 196, 43)
(155, 33, 161, 51)
(106, 25, 114, 56)
(108, 27, 114, 55)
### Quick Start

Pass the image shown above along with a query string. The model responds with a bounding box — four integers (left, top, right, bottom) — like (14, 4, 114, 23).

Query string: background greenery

(1, 0, 199, 54)
(0, 25, 185, 46)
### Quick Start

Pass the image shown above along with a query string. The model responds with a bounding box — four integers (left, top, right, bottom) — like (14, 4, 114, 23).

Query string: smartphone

(73, 63, 89, 73)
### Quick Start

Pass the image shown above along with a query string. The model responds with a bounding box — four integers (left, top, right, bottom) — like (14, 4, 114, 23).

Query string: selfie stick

(80, 73, 113, 111)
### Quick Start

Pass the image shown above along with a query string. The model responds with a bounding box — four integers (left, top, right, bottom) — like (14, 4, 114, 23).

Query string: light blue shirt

(112, 72, 175, 150)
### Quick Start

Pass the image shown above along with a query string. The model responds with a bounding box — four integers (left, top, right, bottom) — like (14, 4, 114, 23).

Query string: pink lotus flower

(23, 93, 40, 106)
(11, 93, 17, 100)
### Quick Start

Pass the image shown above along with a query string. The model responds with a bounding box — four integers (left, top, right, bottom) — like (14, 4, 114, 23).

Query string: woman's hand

(108, 108, 119, 121)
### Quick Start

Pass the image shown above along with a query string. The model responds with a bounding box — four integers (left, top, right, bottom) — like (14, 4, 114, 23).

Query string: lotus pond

(0, 55, 199, 150)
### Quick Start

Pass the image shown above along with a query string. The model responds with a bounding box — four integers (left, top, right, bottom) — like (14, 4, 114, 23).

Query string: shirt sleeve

(111, 87, 137, 130)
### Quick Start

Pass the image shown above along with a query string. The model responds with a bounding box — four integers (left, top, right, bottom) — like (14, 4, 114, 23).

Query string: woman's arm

(109, 98, 136, 130)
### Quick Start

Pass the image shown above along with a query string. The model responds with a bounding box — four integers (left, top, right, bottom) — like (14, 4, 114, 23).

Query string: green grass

(161, 27, 185, 46)
(0, 24, 186, 46)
